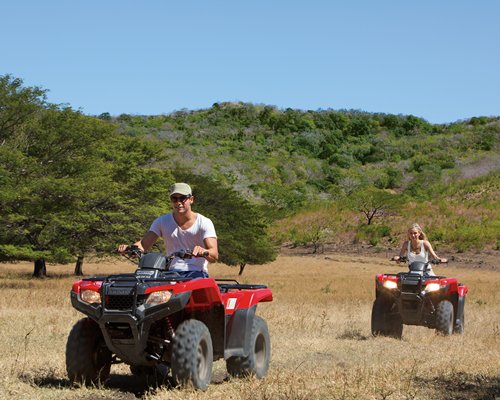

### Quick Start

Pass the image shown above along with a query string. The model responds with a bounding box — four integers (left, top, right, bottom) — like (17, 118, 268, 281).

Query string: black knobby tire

(371, 296, 403, 339)
(66, 318, 112, 386)
(226, 315, 271, 379)
(435, 300, 454, 335)
(171, 319, 213, 390)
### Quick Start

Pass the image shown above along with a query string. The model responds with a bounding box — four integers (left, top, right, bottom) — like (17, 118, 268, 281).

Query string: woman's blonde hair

(407, 223, 427, 240)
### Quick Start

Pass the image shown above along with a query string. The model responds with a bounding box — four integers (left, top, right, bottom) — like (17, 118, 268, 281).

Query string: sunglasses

(170, 195, 191, 203)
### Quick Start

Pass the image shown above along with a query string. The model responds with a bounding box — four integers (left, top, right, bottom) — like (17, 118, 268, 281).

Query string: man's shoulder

(154, 213, 174, 224)
(196, 212, 209, 220)
(196, 213, 214, 224)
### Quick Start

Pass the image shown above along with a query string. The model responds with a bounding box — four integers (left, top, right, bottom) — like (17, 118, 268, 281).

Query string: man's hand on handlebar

(192, 245, 210, 258)
(117, 243, 143, 258)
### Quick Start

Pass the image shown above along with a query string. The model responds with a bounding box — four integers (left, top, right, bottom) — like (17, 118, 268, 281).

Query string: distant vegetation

(107, 101, 499, 254)
(1, 75, 499, 271)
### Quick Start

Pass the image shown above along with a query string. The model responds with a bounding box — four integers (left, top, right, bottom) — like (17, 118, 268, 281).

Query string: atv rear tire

(436, 300, 454, 335)
(171, 319, 213, 390)
(371, 296, 403, 339)
(226, 316, 270, 379)
(66, 318, 112, 386)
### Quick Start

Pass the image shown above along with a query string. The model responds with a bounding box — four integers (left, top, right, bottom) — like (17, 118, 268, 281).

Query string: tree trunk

(74, 256, 84, 276)
(33, 258, 47, 278)
(238, 263, 246, 276)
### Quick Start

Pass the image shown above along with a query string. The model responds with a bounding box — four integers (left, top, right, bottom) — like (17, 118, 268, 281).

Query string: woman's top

(406, 240, 436, 276)
(407, 240, 428, 263)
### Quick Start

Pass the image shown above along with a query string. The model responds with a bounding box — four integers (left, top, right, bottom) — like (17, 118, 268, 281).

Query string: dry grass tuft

(0, 255, 499, 399)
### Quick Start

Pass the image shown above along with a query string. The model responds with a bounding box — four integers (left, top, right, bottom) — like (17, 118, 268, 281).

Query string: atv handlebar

(391, 256, 447, 264)
(168, 250, 209, 259)
(120, 245, 209, 268)
(122, 245, 143, 258)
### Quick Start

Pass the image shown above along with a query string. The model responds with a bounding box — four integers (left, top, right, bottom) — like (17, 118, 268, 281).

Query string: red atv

(371, 257, 468, 338)
(66, 247, 273, 390)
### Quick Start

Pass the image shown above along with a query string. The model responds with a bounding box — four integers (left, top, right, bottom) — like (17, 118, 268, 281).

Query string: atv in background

(371, 256, 468, 338)
(66, 247, 273, 390)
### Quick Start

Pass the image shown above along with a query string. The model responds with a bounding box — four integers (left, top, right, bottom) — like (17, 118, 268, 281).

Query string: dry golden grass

(0, 255, 499, 400)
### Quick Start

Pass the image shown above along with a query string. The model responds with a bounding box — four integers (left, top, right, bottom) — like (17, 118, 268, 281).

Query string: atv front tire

(171, 319, 213, 390)
(66, 318, 112, 385)
(226, 316, 271, 379)
(436, 300, 454, 335)
(371, 296, 403, 339)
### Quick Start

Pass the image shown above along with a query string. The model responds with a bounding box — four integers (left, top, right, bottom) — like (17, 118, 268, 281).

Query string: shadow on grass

(336, 328, 370, 341)
(416, 373, 500, 400)
(20, 370, 230, 398)
(20, 372, 169, 398)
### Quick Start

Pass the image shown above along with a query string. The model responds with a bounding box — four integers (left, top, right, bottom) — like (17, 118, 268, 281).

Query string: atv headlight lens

(145, 290, 172, 306)
(383, 280, 398, 290)
(81, 290, 101, 304)
(424, 283, 441, 293)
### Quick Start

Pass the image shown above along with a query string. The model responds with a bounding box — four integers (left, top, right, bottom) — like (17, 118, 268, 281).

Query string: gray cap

(169, 182, 192, 196)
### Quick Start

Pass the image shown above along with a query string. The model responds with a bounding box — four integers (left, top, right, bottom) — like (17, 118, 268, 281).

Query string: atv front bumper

(71, 291, 191, 365)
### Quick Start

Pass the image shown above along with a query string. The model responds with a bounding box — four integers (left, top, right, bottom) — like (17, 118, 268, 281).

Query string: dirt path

(280, 244, 499, 271)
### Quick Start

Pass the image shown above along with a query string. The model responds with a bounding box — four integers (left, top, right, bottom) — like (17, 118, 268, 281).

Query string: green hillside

(110, 103, 498, 202)
(109, 102, 499, 253)
(1, 76, 499, 266)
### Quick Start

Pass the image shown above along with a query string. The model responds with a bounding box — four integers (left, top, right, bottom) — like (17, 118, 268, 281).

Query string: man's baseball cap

(169, 183, 192, 196)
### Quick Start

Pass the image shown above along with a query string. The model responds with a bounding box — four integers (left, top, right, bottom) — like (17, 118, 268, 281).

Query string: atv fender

(456, 295, 465, 325)
(457, 285, 468, 297)
(224, 305, 257, 359)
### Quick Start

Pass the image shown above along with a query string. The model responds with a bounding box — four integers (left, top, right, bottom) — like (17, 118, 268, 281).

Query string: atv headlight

(145, 290, 172, 306)
(424, 283, 441, 293)
(81, 290, 101, 304)
(383, 280, 398, 290)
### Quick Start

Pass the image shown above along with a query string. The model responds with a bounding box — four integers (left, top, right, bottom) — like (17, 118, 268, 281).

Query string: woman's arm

(424, 240, 447, 262)
(393, 241, 408, 261)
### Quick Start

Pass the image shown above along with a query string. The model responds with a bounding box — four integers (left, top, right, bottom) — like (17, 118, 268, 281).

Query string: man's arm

(137, 231, 159, 252)
(117, 231, 159, 254)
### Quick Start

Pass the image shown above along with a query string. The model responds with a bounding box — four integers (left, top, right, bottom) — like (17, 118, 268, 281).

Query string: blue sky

(2, 1, 499, 123)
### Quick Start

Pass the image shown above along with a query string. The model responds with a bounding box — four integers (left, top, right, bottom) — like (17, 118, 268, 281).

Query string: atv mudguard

(224, 305, 256, 359)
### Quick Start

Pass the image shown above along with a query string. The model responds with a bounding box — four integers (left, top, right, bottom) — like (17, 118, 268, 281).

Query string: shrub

(356, 224, 391, 246)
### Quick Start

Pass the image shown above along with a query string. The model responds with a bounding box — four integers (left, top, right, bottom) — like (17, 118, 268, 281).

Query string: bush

(356, 224, 391, 246)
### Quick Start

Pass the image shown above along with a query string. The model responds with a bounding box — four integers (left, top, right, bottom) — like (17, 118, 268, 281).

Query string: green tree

(349, 187, 400, 225)
(0, 76, 174, 275)
(0, 74, 47, 143)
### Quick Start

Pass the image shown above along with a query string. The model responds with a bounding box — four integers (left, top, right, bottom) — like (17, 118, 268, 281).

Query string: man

(118, 182, 218, 278)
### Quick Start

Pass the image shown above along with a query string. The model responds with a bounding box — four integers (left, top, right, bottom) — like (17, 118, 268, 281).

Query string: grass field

(0, 254, 499, 400)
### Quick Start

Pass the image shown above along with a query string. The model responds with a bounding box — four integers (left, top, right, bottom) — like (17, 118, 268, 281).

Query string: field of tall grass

(0, 255, 499, 399)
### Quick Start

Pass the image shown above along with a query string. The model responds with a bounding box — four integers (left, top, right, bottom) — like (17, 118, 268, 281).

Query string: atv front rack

(83, 274, 192, 283)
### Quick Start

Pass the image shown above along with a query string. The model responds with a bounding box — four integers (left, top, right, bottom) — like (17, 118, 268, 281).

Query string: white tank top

(407, 241, 428, 263)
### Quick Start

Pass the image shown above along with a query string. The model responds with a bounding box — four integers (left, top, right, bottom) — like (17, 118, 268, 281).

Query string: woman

(393, 223, 447, 275)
